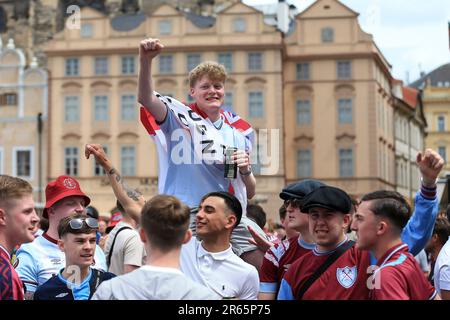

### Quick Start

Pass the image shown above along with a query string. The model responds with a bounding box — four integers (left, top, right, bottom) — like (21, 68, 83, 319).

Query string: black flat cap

(279, 179, 326, 200)
(300, 186, 352, 214)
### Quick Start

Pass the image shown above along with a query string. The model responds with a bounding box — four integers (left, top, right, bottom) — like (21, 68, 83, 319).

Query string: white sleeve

(91, 281, 113, 300)
(438, 264, 450, 291)
(238, 267, 260, 300)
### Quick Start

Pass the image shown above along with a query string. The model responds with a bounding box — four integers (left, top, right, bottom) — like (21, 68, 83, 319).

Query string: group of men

(1, 37, 449, 300)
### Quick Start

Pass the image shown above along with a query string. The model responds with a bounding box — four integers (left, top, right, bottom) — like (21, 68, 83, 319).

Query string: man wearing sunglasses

(34, 214, 115, 300)
(15, 175, 108, 299)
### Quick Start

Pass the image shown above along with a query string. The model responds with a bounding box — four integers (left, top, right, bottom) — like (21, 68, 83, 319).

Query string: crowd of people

(1, 38, 449, 300)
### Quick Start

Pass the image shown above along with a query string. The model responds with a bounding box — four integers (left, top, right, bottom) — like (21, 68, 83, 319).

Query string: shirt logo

(56, 293, 69, 298)
(50, 258, 62, 265)
(336, 266, 357, 289)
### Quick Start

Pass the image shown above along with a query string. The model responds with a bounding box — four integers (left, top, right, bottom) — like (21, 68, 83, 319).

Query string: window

(80, 23, 93, 38)
(94, 57, 108, 75)
(438, 146, 446, 162)
(233, 18, 246, 32)
(218, 53, 233, 72)
(65, 58, 79, 76)
(248, 53, 263, 71)
(94, 95, 108, 121)
(64, 147, 78, 176)
(187, 54, 201, 72)
(321, 27, 334, 43)
(121, 146, 136, 176)
(223, 92, 233, 112)
(121, 94, 136, 121)
(337, 61, 351, 79)
(64, 96, 80, 122)
(159, 20, 172, 35)
(94, 146, 108, 176)
(0, 93, 17, 105)
(248, 91, 264, 118)
(296, 100, 311, 125)
(14, 148, 32, 178)
(438, 115, 445, 132)
(338, 98, 353, 124)
(297, 150, 311, 178)
(339, 149, 354, 177)
(296, 63, 310, 80)
(159, 55, 173, 74)
(121, 56, 135, 75)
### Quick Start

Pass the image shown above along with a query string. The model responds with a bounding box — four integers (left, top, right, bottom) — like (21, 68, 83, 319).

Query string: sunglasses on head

(284, 198, 302, 209)
(68, 217, 99, 230)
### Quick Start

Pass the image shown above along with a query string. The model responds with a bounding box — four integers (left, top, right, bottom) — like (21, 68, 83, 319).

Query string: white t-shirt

(180, 237, 259, 300)
(91, 265, 220, 300)
(16, 233, 107, 293)
(434, 236, 450, 294)
(104, 221, 146, 275)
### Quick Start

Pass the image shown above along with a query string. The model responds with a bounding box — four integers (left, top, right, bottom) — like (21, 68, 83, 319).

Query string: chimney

(277, 0, 290, 34)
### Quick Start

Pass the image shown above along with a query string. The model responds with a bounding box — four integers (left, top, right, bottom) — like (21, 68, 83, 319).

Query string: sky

(243, 0, 450, 84)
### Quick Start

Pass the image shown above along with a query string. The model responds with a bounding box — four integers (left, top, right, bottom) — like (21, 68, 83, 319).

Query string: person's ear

(182, 229, 192, 244)
(342, 214, 351, 230)
(139, 228, 147, 243)
(376, 220, 388, 236)
(225, 214, 237, 230)
(57, 239, 65, 252)
(0, 208, 7, 226)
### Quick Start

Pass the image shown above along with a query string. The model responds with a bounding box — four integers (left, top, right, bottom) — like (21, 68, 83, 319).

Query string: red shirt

(370, 244, 436, 300)
(260, 236, 314, 294)
(0, 245, 24, 300)
(281, 240, 371, 300)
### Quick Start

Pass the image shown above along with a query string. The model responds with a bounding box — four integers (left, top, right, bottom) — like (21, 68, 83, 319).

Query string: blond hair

(0, 175, 33, 207)
(188, 61, 227, 88)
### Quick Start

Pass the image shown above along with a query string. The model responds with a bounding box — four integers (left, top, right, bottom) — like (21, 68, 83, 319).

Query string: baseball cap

(106, 212, 123, 234)
(300, 185, 352, 214)
(279, 179, 326, 200)
(43, 176, 91, 218)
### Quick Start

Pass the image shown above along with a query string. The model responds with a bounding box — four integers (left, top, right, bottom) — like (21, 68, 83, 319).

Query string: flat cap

(300, 185, 352, 214)
(279, 179, 325, 200)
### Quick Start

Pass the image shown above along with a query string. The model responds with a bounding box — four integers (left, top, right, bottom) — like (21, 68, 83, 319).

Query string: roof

(402, 86, 418, 109)
(184, 11, 216, 28)
(410, 63, 450, 89)
(110, 12, 146, 32)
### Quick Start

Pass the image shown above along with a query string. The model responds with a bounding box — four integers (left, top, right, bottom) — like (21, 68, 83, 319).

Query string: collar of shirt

(313, 236, 349, 256)
(0, 244, 11, 259)
(43, 232, 59, 245)
(376, 243, 408, 267)
(298, 237, 315, 250)
(197, 242, 234, 261)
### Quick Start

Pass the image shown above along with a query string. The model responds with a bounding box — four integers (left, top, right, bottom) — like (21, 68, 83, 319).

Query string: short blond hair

(0, 175, 33, 206)
(188, 61, 227, 88)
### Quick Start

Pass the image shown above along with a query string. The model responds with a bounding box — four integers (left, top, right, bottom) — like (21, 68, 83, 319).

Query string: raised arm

(235, 150, 256, 199)
(401, 148, 444, 255)
(138, 38, 168, 122)
(85, 144, 144, 224)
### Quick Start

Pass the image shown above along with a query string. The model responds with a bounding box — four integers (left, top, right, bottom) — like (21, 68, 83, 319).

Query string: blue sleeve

(401, 190, 438, 256)
(15, 246, 38, 293)
(277, 279, 296, 300)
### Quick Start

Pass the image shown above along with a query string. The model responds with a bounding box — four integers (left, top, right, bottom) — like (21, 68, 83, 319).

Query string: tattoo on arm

(112, 171, 142, 202)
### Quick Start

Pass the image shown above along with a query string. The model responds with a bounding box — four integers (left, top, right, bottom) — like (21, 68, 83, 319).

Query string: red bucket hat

(43, 176, 91, 218)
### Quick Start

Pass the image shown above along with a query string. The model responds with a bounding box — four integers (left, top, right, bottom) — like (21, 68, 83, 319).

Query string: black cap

(279, 179, 326, 200)
(300, 186, 352, 214)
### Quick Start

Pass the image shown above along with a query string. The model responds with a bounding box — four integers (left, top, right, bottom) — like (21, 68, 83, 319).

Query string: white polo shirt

(180, 237, 259, 300)
(434, 236, 450, 295)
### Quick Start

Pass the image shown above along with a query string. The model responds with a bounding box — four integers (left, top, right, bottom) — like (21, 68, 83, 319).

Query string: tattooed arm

(85, 144, 145, 224)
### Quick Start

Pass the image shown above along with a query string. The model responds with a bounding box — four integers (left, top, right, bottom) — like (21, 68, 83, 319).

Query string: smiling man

(180, 191, 259, 300)
(34, 214, 115, 300)
(0, 175, 40, 300)
(15, 175, 107, 299)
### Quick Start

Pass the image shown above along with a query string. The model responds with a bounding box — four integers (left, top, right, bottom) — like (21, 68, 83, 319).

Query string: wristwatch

(239, 166, 252, 176)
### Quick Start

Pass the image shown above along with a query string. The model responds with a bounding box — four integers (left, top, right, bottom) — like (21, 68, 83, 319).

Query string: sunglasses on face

(284, 199, 302, 209)
(68, 217, 99, 230)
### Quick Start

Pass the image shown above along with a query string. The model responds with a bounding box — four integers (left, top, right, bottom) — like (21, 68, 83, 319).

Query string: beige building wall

(283, 0, 395, 199)
(44, 3, 285, 218)
(423, 86, 450, 176)
(0, 38, 48, 206)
